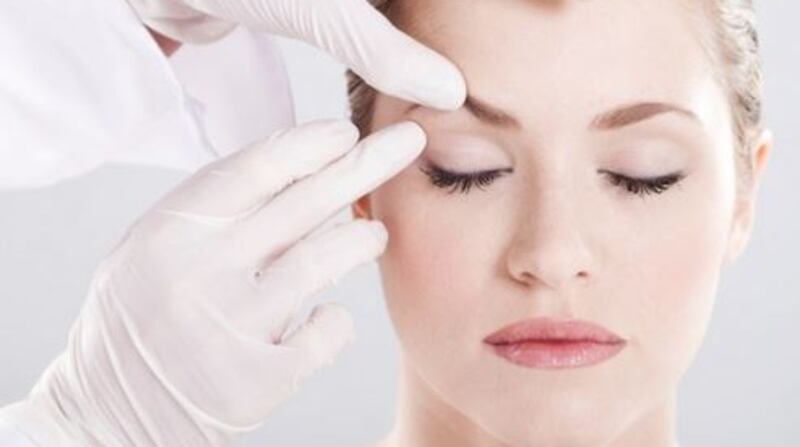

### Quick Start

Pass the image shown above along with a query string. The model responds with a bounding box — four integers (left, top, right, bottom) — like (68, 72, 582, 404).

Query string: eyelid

(421, 161, 513, 177)
(424, 132, 512, 170)
(422, 161, 509, 176)
(597, 168, 687, 182)
(601, 140, 692, 176)
(599, 168, 672, 180)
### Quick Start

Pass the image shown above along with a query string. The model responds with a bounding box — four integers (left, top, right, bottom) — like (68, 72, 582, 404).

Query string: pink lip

(483, 317, 627, 369)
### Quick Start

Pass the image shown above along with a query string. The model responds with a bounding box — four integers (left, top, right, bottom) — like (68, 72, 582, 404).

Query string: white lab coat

(0, 0, 293, 443)
(0, 0, 294, 191)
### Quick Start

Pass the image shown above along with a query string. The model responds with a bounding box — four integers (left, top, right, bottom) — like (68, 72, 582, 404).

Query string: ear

(722, 129, 773, 267)
(351, 194, 373, 220)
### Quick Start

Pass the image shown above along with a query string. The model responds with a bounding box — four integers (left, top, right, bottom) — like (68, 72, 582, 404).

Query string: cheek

(622, 85, 740, 383)
(369, 169, 505, 357)
(616, 162, 735, 383)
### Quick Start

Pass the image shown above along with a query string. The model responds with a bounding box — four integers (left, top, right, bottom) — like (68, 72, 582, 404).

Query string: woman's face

(354, 0, 757, 444)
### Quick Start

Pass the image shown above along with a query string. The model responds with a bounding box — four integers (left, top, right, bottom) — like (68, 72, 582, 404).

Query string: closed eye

(420, 163, 686, 198)
(419, 164, 512, 194)
(598, 169, 686, 197)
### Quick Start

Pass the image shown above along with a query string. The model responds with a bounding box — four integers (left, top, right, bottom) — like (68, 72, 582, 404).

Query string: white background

(1, 3, 798, 446)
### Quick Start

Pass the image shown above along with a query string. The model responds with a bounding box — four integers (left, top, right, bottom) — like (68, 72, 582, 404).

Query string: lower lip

(486, 339, 626, 369)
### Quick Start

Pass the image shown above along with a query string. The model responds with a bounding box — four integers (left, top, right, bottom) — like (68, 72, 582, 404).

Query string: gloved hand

(127, 0, 466, 110)
(0, 119, 426, 446)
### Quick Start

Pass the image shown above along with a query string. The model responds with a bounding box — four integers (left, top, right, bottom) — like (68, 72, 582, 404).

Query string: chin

(461, 385, 636, 447)
(481, 414, 621, 447)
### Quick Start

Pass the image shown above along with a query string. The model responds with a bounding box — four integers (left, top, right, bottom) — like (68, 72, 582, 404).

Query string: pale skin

(351, 0, 771, 446)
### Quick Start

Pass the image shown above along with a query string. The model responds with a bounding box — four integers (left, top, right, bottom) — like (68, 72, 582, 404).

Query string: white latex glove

(128, 0, 467, 110)
(0, 119, 426, 446)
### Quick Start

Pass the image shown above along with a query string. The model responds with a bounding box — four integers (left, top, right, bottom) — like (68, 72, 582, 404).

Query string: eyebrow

(462, 96, 521, 128)
(590, 102, 699, 130)
(404, 96, 521, 128)
(405, 96, 699, 130)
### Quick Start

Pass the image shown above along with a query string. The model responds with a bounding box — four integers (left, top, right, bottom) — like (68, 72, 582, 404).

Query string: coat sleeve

(0, 0, 219, 190)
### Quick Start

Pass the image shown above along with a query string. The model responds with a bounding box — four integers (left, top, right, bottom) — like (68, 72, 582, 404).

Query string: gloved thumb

(187, 0, 466, 110)
(303, 0, 467, 110)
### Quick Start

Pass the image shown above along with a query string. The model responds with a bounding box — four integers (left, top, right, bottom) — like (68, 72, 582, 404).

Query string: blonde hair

(346, 0, 764, 192)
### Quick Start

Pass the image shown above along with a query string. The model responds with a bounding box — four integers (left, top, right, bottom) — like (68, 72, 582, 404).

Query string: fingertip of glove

(374, 121, 427, 156)
(391, 42, 467, 111)
(415, 67, 468, 111)
(312, 302, 355, 336)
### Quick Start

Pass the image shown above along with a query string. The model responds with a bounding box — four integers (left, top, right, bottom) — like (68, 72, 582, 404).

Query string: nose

(505, 186, 594, 291)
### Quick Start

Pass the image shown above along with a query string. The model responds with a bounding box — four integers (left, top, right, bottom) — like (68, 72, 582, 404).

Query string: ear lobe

(351, 195, 373, 220)
(722, 197, 755, 267)
(752, 129, 773, 180)
(721, 129, 773, 267)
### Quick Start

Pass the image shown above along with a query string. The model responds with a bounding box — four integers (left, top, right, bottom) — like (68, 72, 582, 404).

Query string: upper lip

(483, 317, 625, 345)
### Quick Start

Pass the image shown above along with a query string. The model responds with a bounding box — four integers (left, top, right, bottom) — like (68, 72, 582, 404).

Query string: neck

(374, 359, 679, 447)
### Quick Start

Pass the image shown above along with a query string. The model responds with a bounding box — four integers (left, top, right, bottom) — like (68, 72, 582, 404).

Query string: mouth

(483, 317, 627, 369)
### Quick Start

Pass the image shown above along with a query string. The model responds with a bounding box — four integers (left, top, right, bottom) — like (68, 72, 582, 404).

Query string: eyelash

(419, 165, 513, 194)
(599, 169, 686, 197)
(419, 164, 686, 197)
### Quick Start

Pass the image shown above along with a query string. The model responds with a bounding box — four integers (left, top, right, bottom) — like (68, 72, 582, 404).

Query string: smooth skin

(352, 1, 771, 446)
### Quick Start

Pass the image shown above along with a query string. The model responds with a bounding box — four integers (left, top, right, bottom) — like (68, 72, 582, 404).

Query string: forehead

(393, 0, 716, 128)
